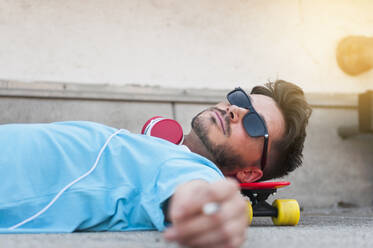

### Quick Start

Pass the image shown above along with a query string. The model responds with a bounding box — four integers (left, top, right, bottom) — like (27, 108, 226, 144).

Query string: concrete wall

(1, 80, 372, 208)
(0, 0, 372, 93)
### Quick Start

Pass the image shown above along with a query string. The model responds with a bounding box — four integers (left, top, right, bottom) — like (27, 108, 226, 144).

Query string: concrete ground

(1, 207, 373, 248)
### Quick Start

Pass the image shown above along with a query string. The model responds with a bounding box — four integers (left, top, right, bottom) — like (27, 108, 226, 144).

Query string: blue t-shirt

(0, 121, 224, 233)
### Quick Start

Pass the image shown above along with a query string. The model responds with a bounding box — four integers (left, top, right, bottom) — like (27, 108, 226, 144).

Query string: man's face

(191, 94, 285, 178)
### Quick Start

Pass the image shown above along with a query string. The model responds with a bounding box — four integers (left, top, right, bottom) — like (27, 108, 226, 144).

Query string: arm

(163, 178, 248, 248)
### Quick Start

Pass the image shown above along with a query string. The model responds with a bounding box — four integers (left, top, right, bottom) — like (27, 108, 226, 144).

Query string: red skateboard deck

(240, 181, 290, 190)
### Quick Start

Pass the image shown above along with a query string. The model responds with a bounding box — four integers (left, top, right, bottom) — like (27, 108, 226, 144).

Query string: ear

(235, 167, 263, 183)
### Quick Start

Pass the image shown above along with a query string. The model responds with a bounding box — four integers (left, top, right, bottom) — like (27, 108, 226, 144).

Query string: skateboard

(240, 181, 300, 226)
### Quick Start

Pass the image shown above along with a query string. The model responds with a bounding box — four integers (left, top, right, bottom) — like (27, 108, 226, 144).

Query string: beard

(191, 107, 242, 172)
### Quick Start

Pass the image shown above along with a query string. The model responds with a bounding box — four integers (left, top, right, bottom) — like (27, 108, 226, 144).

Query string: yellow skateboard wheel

(246, 201, 253, 225)
(272, 199, 300, 226)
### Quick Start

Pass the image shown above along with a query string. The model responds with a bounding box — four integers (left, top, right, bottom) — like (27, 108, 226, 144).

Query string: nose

(226, 105, 247, 124)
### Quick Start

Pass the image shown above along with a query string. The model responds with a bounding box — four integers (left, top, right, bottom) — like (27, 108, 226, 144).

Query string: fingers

(166, 205, 247, 248)
(167, 180, 209, 222)
(185, 219, 247, 248)
(169, 178, 239, 223)
(164, 178, 248, 248)
(166, 191, 246, 241)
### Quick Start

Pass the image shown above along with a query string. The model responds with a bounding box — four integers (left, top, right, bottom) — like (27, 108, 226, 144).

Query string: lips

(214, 111, 226, 135)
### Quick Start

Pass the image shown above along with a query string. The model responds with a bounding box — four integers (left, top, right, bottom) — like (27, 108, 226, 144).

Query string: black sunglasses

(226, 87, 269, 171)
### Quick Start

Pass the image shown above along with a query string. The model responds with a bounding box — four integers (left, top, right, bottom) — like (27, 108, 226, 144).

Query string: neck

(183, 131, 215, 163)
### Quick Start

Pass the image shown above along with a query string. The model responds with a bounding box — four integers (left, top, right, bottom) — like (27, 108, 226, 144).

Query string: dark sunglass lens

(243, 114, 266, 137)
(228, 90, 249, 108)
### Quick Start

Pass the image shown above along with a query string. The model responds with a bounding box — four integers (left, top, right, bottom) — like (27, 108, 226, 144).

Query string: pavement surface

(1, 207, 373, 248)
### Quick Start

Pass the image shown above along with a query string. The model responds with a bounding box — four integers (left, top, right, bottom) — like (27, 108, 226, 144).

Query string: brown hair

(251, 80, 312, 180)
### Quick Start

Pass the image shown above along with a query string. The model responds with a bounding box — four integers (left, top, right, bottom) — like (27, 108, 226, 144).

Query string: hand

(164, 178, 248, 248)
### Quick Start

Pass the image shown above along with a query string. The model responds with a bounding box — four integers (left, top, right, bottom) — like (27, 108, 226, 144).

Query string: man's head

(184, 80, 312, 182)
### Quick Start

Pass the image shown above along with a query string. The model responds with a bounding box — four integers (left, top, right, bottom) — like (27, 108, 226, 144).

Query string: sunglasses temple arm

(261, 135, 269, 170)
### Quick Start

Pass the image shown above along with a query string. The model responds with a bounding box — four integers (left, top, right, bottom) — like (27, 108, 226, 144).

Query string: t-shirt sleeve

(142, 158, 224, 231)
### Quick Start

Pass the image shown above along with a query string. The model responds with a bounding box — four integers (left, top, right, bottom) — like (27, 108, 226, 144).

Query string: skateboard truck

(242, 188, 278, 217)
(240, 181, 300, 226)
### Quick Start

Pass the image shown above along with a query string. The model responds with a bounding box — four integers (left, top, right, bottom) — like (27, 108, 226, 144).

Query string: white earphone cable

(8, 129, 124, 230)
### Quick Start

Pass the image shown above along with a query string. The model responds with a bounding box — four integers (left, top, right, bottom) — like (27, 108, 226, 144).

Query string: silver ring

(202, 202, 220, 215)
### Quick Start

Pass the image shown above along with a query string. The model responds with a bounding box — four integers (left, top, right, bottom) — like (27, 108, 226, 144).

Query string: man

(0, 80, 311, 248)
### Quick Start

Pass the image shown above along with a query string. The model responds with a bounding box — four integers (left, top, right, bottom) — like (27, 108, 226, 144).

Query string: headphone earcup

(141, 117, 184, 145)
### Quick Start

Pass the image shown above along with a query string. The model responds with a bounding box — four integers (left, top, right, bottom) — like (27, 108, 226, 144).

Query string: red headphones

(141, 116, 184, 145)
